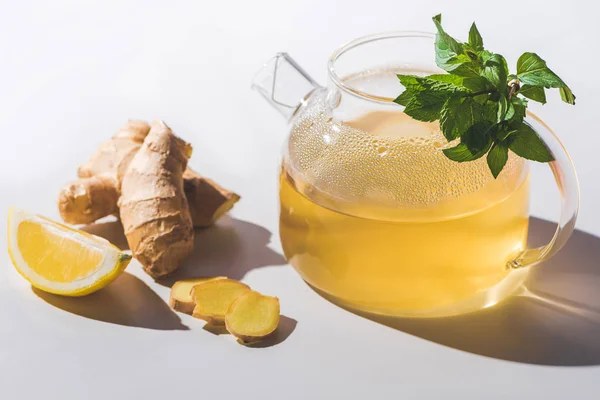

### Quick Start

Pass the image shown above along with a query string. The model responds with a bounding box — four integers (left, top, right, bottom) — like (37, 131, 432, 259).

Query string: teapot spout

(252, 53, 321, 121)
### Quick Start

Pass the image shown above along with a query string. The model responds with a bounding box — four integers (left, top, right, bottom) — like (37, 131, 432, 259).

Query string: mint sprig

(394, 14, 575, 178)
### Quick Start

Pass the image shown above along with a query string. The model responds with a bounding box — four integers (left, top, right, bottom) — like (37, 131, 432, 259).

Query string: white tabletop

(1, 0, 599, 398)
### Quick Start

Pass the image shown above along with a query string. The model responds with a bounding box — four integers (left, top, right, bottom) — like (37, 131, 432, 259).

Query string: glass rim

(326, 31, 547, 124)
(327, 31, 435, 104)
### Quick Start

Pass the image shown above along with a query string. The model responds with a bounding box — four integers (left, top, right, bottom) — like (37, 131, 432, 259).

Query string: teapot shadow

(32, 272, 188, 331)
(157, 215, 287, 287)
(316, 217, 600, 366)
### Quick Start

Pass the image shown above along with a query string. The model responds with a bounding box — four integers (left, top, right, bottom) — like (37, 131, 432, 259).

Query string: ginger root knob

(119, 120, 194, 278)
(58, 175, 119, 225)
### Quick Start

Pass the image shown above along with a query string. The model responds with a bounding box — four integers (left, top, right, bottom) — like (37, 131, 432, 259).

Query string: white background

(1, 0, 599, 399)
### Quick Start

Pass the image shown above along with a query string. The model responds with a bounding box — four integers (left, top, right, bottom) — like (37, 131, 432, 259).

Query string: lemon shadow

(33, 272, 188, 331)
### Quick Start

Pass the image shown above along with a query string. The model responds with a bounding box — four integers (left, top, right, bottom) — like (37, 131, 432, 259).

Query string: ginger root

(225, 291, 280, 344)
(58, 175, 120, 225)
(191, 279, 251, 324)
(58, 120, 240, 228)
(169, 276, 225, 314)
(58, 120, 148, 225)
(78, 119, 149, 180)
(183, 169, 240, 228)
(119, 120, 194, 278)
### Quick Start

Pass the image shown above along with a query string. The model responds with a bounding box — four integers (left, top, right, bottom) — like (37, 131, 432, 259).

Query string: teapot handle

(507, 113, 580, 269)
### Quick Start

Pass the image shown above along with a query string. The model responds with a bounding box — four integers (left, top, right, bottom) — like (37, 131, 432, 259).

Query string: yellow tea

(279, 104, 530, 316)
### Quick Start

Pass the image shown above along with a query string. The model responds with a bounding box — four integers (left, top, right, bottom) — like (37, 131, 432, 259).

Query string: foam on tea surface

(285, 71, 527, 221)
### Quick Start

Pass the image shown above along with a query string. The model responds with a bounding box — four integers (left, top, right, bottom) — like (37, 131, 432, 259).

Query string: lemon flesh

(7, 208, 132, 296)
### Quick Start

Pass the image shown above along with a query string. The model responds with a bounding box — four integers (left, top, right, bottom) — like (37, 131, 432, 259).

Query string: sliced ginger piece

(225, 290, 280, 344)
(191, 279, 250, 324)
(169, 277, 226, 314)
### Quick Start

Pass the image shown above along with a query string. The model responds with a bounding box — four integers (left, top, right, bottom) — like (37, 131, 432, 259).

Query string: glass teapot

(252, 32, 579, 318)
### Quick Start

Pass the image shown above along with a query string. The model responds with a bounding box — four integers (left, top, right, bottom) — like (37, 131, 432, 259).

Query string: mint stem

(508, 80, 520, 100)
(465, 89, 495, 97)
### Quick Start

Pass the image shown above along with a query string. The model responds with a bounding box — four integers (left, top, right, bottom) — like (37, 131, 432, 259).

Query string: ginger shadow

(244, 315, 297, 348)
(81, 218, 129, 250)
(157, 216, 287, 287)
(315, 217, 600, 366)
(33, 272, 188, 331)
(201, 315, 297, 348)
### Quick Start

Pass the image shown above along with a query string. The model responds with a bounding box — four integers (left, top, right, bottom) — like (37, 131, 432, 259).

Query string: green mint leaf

(444, 54, 480, 77)
(509, 97, 527, 121)
(432, 14, 464, 57)
(443, 143, 475, 162)
(503, 97, 527, 123)
(395, 14, 576, 177)
(425, 74, 465, 86)
(431, 16, 482, 78)
(498, 128, 517, 141)
(508, 122, 554, 162)
(487, 141, 509, 178)
(394, 89, 417, 106)
(482, 101, 499, 121)
(504, 100, 515, 121)
(480, 50, 493, 63)
(481, 53, 508, 91)
(458, 97, 482, 127)
(462, 76, 492, 92)
(560, 86, 576, 105)
(443, 140, 491, 162)
(397, 74, 423, 91)
(439, 96, 461, 141)
(397, 74, 466, 94)
(395, 74, 425, 106)
(519, 85, 546, 104)
(417, 76, 467, 93)
(516, 52, 575, 105)
(516, 52, 565, 88)
(468, 23, 484, 51)
(479, 50, 508, 72)
(404, 91, 449, 122)
(497, 95, 508, 121)
(462, 121, 493, 153)
(440, 97, 486, 141)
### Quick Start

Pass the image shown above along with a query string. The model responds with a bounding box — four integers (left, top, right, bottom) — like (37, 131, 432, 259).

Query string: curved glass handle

(507, 114, 580, 269)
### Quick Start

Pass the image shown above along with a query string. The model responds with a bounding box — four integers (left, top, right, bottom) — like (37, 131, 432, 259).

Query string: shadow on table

(33, 272, 188, 331)
(81, 218, 129, 250)
(157, 215, 287, 287)
(78, 216, 287, 287)
(245, 315, 298, 348)
(315, 217, 600, 366)
(50, 216, 292, 341)
(202, 315, 297, 348)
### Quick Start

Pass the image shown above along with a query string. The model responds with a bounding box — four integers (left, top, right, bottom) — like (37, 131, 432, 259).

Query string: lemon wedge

(7, 208, 132, 296)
